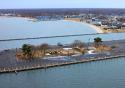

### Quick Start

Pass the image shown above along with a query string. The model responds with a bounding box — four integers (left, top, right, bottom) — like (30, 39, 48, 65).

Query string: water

(0, 17, 125, 50)
(0, 57, 125, 88)
(1, 32, 125, 50)
(1, 17, 125, 88)
(0, 17, 96, 39)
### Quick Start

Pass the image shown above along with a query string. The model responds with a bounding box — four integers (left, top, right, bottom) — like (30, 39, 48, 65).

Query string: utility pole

(87, 38, 91, 50)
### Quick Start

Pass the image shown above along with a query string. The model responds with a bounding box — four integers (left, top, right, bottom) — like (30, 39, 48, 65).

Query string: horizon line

(0, 7, 125, 10)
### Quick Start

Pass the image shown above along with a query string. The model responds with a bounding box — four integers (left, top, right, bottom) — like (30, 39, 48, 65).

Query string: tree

(57, 42, 63, 47)
(94, 37, 102, 47)
(72, 40, 84, 48)
(40, 43, 49, 55)
(22, 44, 32, 59)
(30, 45, 38, 58)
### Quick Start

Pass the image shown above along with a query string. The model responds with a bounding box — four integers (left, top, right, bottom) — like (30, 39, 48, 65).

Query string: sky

(0, 0, 125, 9)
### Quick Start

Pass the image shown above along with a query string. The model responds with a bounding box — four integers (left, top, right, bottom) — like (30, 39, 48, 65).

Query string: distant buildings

(85, 14, 125, 30)
(35, 16, 64, 21)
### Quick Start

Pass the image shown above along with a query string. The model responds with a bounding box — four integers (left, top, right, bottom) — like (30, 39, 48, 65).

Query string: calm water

(0, 17, 96, 39)
(0, 17, 125, 50)
(1, 17, 125, 88)
(0, 57, 125, 88)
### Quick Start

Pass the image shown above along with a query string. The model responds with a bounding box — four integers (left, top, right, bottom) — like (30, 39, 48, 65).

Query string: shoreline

(64, 18, 125, 34)
(0, 54, 125, 73)
(81, 21, 104, 33)
(64, 18, 104, 33)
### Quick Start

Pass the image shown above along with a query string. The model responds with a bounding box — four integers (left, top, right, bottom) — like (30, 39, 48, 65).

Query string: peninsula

(0, 38, 125, 73)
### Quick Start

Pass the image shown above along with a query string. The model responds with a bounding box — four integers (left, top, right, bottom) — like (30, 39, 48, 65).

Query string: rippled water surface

(0, 57, 125, 88)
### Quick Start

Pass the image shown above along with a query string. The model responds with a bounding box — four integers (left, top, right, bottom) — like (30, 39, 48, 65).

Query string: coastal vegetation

(16, 38, 111, 60)
(22, 44, 32, 59)
(94, 37, 102, 47)
(94, 37, 111, 52)
(1, 38, 125, 73)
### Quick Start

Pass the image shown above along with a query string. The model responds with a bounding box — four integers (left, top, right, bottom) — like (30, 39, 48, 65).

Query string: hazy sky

(0, 0, 125, 9)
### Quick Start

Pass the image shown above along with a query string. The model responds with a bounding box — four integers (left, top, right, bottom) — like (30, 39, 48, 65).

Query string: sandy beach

(81, 22, 104, 33)
(64, 18, 104, 33)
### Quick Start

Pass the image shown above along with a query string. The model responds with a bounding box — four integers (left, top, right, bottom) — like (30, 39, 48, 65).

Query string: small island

(0, 37, 125, 73)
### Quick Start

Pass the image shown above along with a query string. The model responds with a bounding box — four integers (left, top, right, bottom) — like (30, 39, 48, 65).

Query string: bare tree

(72, 40, 84, 48)
(40, 43, 49, 55)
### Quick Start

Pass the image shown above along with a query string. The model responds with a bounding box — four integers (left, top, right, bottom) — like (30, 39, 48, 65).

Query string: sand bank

(64, 18, 104, 33)
(82, 22, 103, 33)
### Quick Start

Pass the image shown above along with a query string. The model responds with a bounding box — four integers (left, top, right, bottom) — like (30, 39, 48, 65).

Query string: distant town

(1, 8, 125, 33)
